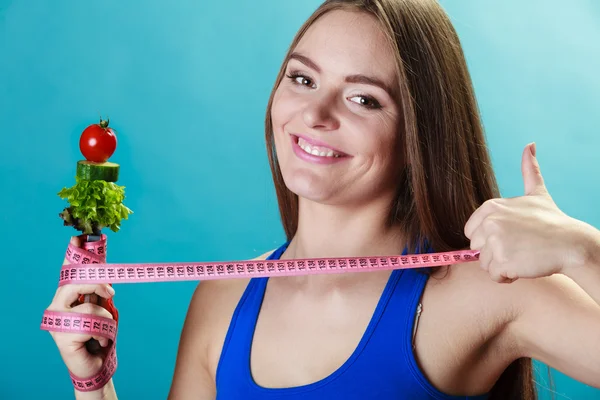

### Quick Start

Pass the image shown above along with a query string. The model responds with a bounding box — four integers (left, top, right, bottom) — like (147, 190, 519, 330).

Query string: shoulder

(182, 249, 276, 377)
(169, 249, 276, 396)
(428, 258, 579, 330)
(412, 260, 532, 392)
(428, 259, 594, 360)
(190, 249, 274, 307)
(423, 260, 524, 359)
(426, 259, 520, 320)
(187, 249, 275, 331)
(187, 249, 274, 340)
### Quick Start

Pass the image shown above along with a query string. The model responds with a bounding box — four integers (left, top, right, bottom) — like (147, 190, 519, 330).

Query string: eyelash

(285, 71, 383, 110)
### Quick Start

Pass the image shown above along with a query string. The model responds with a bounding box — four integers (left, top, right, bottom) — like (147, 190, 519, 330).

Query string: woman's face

(271, 9, 403, 207)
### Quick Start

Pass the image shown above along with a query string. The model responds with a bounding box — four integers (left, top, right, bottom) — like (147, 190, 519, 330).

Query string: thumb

(70, 235, 82, 247)
(522, 142, 547, 196)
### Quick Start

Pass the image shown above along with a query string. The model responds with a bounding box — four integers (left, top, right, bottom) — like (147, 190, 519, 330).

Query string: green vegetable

(58, 176, 133, 235)
(76, 160, 120, 182)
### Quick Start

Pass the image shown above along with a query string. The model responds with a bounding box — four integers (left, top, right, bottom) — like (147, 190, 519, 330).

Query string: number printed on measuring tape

(56, 241, 479, 286)
(41, 234, 479, 392)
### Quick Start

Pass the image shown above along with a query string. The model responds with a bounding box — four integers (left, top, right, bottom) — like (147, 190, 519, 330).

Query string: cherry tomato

(79, 118, 117, 162)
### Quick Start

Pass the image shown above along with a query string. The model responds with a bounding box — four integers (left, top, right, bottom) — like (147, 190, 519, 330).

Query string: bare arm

(562, 224, 600, 305)
(167, 250, 274, 399)
(462, 145, 600, 387)
(167, 283, 218, 400)
(507, 230, 600, 389)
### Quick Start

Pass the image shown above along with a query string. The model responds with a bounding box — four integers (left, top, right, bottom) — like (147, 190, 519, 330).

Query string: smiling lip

(289, 133, 350, 165)
(291, 133, 347, 155)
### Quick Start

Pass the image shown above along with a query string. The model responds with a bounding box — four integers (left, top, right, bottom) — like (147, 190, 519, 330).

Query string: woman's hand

(464, 143, 598, 283)
(45, 236, 118, 399)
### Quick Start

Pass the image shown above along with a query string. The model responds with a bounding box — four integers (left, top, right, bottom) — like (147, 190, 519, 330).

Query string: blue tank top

(215, 242, 489, 399)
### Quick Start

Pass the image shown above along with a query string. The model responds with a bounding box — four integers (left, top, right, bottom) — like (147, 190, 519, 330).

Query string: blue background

(1, 0, 599, 398)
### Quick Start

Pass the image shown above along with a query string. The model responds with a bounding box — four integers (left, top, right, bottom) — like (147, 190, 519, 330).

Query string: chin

(279, 166, 335, 204)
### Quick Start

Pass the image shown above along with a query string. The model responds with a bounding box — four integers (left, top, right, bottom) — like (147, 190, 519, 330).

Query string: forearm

(563, 224, 600, 306)
(74, 380, 118, 400)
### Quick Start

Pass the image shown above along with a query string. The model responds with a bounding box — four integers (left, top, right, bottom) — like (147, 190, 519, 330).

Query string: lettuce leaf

(58, 176, 133, 235)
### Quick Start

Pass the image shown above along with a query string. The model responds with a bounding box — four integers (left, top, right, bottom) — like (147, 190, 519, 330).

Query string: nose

(302, 94, 340, 131)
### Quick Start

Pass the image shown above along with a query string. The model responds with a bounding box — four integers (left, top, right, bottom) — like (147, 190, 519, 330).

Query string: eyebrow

(288, 52, 395, 97)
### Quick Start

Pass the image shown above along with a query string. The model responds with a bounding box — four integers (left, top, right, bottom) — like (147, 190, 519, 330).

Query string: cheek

(359, 118, 402, 175)
(271, 88, 298, 131)
(271, 89, 303, 159)
(358, 116, 397, 156)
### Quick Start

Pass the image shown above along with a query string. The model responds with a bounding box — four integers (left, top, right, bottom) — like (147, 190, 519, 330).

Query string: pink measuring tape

(40, 235, 480, 392)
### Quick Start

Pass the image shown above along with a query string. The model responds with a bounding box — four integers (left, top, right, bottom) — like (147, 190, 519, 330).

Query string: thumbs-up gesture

(464, 143, 594, 283)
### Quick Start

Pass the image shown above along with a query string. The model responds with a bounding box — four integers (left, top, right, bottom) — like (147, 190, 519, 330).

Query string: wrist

(563, 221, 600, 275)
(561, 222, 600, 306)
(74, 379, 116, 400)
(585, 227, 600, 270)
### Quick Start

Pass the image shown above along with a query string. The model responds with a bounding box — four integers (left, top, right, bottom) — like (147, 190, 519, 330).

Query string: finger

(483, 235, 509, 283)
(521, 142, 547, 196)
(62, 236, 82, 266)
(488, 260, 506, 283)
(464, 199, 505, 240)
(469, 222, 486, 251)
(70, 302, 114, 320)
(93, 336, 110, 348)
(51, 303, 114, 346)
(494, 273, 517, 284)
(52, 284, 115, 309)
(469, 211, 506, 251)
(52, 331, 111, 349)
(488, 260, 518, 284)
(500, 267, 519, 284)
(478, 243, 493, 272)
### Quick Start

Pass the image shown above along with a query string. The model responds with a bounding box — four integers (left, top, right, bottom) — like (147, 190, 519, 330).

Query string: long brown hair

(264, 0, 536, 398)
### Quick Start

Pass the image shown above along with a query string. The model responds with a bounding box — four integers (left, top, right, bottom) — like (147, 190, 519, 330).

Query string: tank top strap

(215, 240, 490, 399)
(215, 242, 290, 384)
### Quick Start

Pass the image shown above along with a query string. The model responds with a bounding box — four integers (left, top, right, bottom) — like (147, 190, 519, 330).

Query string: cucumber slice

(76, 160, 120, 182)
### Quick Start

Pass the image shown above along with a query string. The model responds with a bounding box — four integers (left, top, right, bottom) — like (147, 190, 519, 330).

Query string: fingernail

(107, 285, 115, 296)
(530, 142, 536, 157)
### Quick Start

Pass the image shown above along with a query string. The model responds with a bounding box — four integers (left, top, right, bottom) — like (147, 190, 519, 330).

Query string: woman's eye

(349, 95, 382, 110)
(285, 71, 382, 110)
(287, 72, 316, 88)
(296, 76, 312, 86)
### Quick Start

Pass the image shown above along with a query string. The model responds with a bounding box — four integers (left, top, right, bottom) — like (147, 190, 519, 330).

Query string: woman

(47, 0, 600, 399)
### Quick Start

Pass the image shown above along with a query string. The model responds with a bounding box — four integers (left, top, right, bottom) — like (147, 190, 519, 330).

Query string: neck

(284, 196, 407, 259)
(279, 196, 406, 289)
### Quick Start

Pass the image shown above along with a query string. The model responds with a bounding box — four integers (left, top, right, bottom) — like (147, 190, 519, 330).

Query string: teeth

(297, 137, 340, 158)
